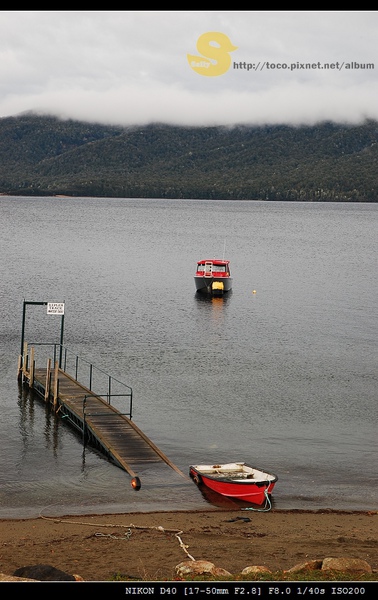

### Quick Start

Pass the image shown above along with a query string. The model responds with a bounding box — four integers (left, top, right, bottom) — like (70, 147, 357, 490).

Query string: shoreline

(0, 508, 376, 582)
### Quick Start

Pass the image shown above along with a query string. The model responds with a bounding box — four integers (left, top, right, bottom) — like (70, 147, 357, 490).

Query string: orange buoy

(131, 476, 141, 490)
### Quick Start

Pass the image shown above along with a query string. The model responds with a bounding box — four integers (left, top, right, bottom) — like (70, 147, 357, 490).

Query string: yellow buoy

(252, 290, 257, 294)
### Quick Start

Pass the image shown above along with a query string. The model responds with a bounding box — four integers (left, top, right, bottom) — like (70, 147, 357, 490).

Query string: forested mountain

(0, 113, 377, 201)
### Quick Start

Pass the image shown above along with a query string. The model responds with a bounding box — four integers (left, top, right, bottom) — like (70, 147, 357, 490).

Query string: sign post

(20, 300, 65, 368)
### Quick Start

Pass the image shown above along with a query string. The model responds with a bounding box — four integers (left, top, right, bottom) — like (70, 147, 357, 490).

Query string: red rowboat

(189, 462, 278, 505)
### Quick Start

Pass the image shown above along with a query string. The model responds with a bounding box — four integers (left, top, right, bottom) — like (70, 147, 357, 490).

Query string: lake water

(0, 196, 377, 519)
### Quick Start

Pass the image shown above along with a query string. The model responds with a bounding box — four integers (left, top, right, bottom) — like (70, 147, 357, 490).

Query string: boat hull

(194, 276, 233, 295)
(189, 462, 277, 505)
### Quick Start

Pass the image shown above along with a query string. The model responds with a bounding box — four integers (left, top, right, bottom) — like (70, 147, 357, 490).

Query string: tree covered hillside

(0, 113, 377, 201)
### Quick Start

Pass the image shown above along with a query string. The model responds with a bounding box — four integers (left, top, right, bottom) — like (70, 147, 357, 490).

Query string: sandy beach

(0, 509, 377, 582)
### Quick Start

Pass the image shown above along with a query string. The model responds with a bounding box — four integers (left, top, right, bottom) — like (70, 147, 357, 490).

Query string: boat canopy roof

(197, 259, 230, 265)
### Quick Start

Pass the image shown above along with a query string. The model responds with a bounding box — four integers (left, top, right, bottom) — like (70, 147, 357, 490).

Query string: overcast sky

(0, 11, 377, 127)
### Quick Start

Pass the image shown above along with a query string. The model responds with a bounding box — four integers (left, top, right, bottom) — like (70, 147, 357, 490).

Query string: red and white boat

(194, 259, 232, 295)
(189, 462, 278, 505)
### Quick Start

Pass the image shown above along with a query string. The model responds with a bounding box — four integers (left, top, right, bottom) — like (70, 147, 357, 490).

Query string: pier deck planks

(27, 367, 186, 481)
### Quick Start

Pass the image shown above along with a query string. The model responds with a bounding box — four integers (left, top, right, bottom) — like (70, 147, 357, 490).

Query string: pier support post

(30, 346, 35, 388)
(22, 342, 28, 383)
(53, 360, 59, 409)
(45, 358, 51, 402)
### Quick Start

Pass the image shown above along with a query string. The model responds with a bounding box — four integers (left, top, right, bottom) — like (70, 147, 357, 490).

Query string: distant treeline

(0, 113, 377, 201)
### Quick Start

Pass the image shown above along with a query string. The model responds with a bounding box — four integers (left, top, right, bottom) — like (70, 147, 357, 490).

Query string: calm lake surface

(0, 196, 377, 518)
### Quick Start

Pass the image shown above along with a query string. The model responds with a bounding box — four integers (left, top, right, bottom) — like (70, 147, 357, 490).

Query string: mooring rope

(241, 488, 272, 512)
(39, 514, 196, 561)
(94, 530, 132, 540)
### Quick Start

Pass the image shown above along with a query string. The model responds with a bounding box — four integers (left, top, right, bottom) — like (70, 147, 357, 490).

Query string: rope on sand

(39, 514, 196, 561)
(94, 530, 132, 540)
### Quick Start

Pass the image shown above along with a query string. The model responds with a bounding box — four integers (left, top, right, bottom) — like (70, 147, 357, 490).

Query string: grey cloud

(0, 11, 377, 126)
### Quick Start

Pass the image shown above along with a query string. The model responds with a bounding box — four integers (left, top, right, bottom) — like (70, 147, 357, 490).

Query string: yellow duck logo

(187, 32, 238, 77)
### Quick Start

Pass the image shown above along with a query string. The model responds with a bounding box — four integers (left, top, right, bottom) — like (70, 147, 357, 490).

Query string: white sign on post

(47, 302, 65, 315)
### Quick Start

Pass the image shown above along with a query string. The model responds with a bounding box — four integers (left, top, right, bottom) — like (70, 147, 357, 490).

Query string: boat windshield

(197, 264, 227, 272)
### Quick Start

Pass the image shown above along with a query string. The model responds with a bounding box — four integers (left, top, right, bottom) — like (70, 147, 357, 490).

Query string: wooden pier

(18, 343, 187, 489)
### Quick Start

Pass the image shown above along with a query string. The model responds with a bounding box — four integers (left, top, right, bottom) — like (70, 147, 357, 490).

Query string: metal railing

(25, 342, 133, 418)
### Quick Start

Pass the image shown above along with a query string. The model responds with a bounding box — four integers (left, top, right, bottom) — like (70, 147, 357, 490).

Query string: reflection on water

(199, 291, 231, 307)
(18, 386, 60, 458)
